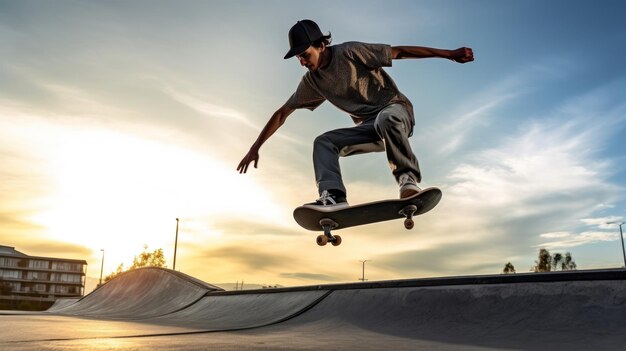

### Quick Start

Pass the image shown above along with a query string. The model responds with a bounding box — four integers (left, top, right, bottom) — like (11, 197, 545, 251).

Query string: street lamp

(607, 221, 626, 268)
(99, 249, 105, 286)
(359, 260, 369, 282)
(173, 218, 179, 271)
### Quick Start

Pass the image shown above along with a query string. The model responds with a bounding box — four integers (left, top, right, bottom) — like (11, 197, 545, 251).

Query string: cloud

(180, 235, 357, 285)
(443, 119, 618, 233)
(161, 86, 306, 147)
(207, 218, 299, 237)
(7, 240, 92, 261)
(163, 87, 256, 128)
(535, 216, 625, 250)
(279, 272, 340, 282)
(540, 232, 570, 239)
(416, 60, 573, 159)
(374, 243, 508, 277)
(197, 245, 292, 271)
(445, 78, 625, 216)
(437, 92, 516, 155)
(537, 231, 618, 249)
(581, 216, 624, 229)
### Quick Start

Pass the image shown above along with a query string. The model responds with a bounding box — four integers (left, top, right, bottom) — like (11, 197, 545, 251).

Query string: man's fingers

(237, 156, 258, 174)
(237, 159, 248, 174)
(464, 48, 474, 62)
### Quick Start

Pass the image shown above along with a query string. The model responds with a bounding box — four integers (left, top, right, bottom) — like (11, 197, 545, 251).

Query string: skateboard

(293, 187, 442, 246)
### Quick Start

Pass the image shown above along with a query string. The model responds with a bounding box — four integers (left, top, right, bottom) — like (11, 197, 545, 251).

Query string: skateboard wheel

(331, 235, 342, 246)
(317, 235, 328, 246)
(404, 218, 414, 230)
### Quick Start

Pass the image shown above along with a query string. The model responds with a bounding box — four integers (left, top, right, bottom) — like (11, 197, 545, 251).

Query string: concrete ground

(1, 267, 625, 350)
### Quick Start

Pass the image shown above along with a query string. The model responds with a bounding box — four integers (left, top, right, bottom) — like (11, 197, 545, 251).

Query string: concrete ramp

(277, 279, 626, 348)
(28, 269, 625, 350)
(45, 298, 79, 312)
(151, 290, 330, 330)
(51, 267, 222, 319)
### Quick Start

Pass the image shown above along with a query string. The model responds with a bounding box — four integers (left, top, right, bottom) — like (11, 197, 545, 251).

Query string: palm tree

(552, 253, 563, 271)
(562, 252, 577, 270)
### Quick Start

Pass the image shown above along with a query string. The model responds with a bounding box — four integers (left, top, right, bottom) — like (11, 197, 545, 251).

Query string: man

(237, 20, 473, 209)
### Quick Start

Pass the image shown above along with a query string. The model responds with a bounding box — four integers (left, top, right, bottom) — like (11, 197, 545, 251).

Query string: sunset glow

(1, 1, 625, 291)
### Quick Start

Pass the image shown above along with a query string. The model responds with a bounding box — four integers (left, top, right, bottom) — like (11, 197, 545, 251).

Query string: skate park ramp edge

(49, 267, 222, 319)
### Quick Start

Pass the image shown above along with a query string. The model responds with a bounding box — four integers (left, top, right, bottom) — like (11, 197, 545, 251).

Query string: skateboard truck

(399, 204, 418, 230)
(317, 218, 342, 246)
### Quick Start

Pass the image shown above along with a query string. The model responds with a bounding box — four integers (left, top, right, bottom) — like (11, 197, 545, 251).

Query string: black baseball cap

(284, 20, 324, 59)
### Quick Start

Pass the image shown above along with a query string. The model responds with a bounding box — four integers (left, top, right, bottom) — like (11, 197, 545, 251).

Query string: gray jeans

(313, 104, 421, 196)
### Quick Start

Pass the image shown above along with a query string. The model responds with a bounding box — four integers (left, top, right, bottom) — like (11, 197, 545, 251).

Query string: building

(0, 245, 87, 305)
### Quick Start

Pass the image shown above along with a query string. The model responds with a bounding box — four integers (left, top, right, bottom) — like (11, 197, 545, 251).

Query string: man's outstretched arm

(391, 46, 474, 63)
(237, 103, 295, 174)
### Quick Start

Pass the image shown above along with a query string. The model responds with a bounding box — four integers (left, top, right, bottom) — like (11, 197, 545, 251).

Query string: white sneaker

(398, 173, 421, 198)
(303, 190, 349, 211)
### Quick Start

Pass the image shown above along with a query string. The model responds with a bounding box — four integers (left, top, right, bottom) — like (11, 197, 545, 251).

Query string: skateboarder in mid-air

(237, 20, 474, 210)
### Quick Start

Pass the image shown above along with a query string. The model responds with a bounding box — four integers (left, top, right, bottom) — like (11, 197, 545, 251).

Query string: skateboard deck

(293, 187, 442, 246)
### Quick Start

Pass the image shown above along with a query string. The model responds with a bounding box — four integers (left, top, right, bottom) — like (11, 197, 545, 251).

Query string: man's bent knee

(374, 105, 412, 137)
(313, 133, 340, 155)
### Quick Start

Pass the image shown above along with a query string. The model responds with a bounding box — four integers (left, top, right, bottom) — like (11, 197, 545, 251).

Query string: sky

(1, 0, 625, 290)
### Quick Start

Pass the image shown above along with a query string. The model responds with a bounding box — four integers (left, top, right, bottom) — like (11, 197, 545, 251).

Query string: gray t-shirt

(285, 41, 414, 125)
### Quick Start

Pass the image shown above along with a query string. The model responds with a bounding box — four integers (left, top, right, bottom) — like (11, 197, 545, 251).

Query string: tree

(532, 248, 552, 272)
(562, 252, 577, 270)
(552, 253, 563, 271)
(103, 246, 167, 283)
(503, 262, 516, 274)
(103, 263, 126, 283)
(132, 247, 166, 268)
(531, 248, 577, 272)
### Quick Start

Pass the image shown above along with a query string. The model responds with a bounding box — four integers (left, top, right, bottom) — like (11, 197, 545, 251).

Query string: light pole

(99, 249, 105, 286)
(173, 218, 179, 271)
(359, 260, 368, 282)
(607, 221, 626, 268)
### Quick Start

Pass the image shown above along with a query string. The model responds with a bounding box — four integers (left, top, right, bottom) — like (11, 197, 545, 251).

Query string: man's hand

(236, 104, 295, 175)
(449, 47, 474, 63)
(237, 147, 259, 174)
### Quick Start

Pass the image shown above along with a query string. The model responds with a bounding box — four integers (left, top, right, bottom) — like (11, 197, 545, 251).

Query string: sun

(21, 121, 286, 272)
